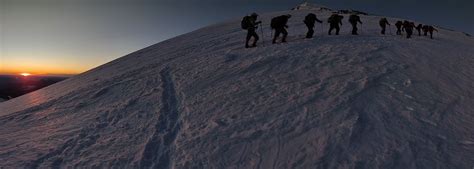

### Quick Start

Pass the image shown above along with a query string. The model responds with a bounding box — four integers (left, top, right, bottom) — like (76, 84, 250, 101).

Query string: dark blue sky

(1, 0, 472, 74)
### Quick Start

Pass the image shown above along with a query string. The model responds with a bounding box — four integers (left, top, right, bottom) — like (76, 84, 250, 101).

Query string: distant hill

(0, 75, 69, 101)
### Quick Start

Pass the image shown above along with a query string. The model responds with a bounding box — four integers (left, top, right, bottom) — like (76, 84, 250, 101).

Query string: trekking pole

(259, 23, 265, 46)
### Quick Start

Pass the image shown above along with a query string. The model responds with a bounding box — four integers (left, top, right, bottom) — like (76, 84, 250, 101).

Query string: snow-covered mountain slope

(1, 4, 474, 169)
(292, 2, 332, 11)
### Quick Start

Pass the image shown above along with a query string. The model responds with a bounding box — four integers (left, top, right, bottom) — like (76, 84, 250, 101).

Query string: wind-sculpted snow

(1, 4, 474, 169)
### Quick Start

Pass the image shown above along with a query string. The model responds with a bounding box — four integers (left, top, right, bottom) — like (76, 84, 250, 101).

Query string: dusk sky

(1, 0, 473, 75)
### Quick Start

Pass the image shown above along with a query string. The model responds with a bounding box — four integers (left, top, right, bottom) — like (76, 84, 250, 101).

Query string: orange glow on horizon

(1, 48, 121, 76)
(20, 73, 32, 77)
(1, 54, 101, 75)
(1, 62, 88, 75)
(0, 68, 81, 76)
(1, 68, 80, 76)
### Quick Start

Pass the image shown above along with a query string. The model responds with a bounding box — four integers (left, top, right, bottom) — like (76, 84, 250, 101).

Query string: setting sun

(20, 73, 32, 77)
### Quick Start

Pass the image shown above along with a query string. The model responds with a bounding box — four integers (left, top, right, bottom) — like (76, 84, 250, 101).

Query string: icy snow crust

(1, 7, 474, 169)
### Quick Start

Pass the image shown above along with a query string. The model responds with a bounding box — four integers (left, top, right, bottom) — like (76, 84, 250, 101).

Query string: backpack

(305, 14, 316, 21)
(304, 13, 316, 25)
(379, 18, 387, 26)
(328, 14, 336, 23)
(270, 17, 278, 29)
(395, 21, 403, 27)
(349, 15, 359, 23)
(241, 16, 251, 30)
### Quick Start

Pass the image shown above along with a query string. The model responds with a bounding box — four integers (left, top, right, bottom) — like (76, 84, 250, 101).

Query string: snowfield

(1, 4, 474, 169)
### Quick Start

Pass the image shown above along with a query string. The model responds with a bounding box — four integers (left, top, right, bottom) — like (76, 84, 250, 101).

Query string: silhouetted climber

(241, 13, 262, 48)
(304, 13, 322, 38)
(422, 25, 438, 39)
(379, 18, 390, 35)
(415, 24, 423, 36)
(349, 14, 362, 35)
(422, 25, 429, 36)
(271, 14, 291, 44)
(328, 14, 343, 35)
(402, 21, 415, 39)
(395, 21, 403, 35)
(428, 26, 438, 39)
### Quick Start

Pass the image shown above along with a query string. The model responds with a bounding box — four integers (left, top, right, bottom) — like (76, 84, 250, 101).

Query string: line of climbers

(242, 13, 439, 48)
(392, 20, 438, 39)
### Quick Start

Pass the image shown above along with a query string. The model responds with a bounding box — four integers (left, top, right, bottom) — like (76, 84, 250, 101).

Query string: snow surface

(292, 2, 332, 11)
(1, 4, 474, 169)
